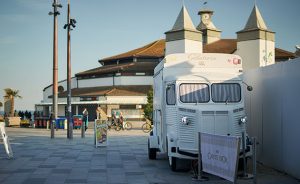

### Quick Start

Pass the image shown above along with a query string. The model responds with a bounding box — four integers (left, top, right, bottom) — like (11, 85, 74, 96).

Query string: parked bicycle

(142, 120, 153, 133)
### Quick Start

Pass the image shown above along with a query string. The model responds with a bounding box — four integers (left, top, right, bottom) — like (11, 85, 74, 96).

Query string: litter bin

(56, 118, 66, 129)
(73, 115, 83, 129)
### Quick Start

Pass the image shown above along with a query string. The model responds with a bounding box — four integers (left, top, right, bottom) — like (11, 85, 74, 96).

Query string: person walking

(82, 108, 88, 131)
(96, 106, 101, 120)
(118, 112, 124, 129)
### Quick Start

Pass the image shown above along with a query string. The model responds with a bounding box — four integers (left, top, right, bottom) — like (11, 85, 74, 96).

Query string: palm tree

(4, 88, 22, 117)
(0, 101, 3, 113)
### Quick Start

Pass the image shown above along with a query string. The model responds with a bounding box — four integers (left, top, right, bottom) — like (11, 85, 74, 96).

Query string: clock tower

(197, 10, 221, 44)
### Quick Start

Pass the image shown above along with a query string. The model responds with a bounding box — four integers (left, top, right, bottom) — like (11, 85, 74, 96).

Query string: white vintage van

(148, 53, 251, 171)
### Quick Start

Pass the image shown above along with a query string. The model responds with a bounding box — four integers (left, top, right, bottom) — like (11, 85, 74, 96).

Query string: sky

(0, 0, 299, 111)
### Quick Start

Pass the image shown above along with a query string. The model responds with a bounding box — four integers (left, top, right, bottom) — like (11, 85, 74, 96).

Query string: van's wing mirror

(242, 81, 253, 91)
(247, 86, 253, 91)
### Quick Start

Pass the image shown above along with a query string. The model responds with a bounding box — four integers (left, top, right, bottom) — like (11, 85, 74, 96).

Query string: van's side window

(179, 83, 210, 103)
(166, 84, 176, 105)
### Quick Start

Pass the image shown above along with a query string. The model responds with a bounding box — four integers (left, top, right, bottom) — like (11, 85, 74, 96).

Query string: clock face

(203, 14, 209, 20)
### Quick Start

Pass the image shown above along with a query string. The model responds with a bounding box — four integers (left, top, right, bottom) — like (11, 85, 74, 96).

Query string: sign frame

(0, 122, 13, 159)
(198, 132, 241, 183)
(94, 119, 108, 147)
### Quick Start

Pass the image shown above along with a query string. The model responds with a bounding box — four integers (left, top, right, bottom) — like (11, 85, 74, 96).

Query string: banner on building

(94, 119, 108, 147)
(200, 132, 240, 182)
(0, 122, 13, 159)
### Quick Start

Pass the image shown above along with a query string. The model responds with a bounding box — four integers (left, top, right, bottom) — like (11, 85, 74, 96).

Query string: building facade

(36, 5, 295, 120)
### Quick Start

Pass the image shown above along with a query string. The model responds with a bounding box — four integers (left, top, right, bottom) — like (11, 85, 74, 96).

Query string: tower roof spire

(171, 5, 196, 31)
(243, 5, 268, 31)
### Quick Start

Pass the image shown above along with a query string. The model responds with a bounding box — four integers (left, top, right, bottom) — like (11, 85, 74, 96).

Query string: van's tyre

(169, 156, 177, 171)
(148, 139, 157, 160)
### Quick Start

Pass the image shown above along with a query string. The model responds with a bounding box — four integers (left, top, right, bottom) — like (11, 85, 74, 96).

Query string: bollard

(51, 120, 55, 138)
(81, 119, 85, 138)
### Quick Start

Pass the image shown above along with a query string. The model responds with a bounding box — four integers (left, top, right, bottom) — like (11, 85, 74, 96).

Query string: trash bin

(73, 115, 83, 129)
(56, 118, 66, 129)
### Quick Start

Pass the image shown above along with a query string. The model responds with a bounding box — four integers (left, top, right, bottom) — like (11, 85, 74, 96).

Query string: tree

(4, 88, 22, 117)
(144, 87, 153, 122)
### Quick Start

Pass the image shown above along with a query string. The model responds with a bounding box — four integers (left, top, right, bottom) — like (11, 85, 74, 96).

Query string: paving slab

(0, 127, 299, 184)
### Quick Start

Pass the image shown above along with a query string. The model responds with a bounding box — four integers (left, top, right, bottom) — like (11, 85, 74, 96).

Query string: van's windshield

(179, 83, 241, 103)
(211, 83, 241, 103)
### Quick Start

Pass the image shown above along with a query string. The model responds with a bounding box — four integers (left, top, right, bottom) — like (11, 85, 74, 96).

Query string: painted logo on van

(227, 58, 241, 65)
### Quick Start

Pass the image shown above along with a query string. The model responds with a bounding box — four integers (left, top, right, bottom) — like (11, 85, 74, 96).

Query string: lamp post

(49, 0, 62, 139)
(64, 0, 76, 139)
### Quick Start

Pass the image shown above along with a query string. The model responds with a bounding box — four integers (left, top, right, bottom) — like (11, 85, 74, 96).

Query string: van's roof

(164, 73, 242, 82)
(154, 53, 242, 75)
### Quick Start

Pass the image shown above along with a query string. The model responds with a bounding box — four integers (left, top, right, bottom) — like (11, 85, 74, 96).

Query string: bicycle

(108, 120, 132, 131)
(142, 121, 153, 133)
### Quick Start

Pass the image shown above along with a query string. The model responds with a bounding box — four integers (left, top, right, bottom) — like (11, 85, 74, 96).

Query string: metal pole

(66, 0, 73, 139)
(198, 132, 202, 179)
(197, 132, 208, 181)
(81, 117, 85, 138)
(51, 0, 61, 138)
(253, 137, 257, 184)
(242, 132, 247, 177)
(51, 119, 55, 139)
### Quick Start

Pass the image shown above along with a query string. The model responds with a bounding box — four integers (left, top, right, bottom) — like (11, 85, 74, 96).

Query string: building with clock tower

(196, 10, 221, 44)
(36, 5, 295, 120)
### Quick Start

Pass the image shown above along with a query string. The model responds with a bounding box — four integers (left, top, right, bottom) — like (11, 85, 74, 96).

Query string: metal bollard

(51, 120, 55, 139)
(81, 120, 85, 138)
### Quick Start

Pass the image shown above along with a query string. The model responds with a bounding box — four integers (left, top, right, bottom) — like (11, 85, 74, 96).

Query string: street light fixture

(64, 0, 76, 139)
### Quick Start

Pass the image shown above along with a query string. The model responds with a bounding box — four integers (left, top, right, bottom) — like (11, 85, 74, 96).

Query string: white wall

(106, 96, 147, 104)
(236, 39, 275, 71)
(243, 58, 300, 179)
(77, 76, 153, 88)
(42, 78, 77, 102)
(77, 77, 113, 88)
(165, 39, 203, 55)
(114, 76, 153, 86)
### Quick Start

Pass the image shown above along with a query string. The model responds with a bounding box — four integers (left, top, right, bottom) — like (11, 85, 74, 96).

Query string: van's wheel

(148, 139, 157, 160)
(169, 156, 178, 171)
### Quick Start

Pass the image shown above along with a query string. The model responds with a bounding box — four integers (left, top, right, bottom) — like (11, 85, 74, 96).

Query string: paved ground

(0, 127, 299, 184)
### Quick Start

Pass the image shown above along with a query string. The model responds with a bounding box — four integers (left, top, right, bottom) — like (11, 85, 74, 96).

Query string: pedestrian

(82, 108, 88, 131)
(118, 112, 124, 128)
(111, 111, 117, 126)
(96, 106, 101, 119)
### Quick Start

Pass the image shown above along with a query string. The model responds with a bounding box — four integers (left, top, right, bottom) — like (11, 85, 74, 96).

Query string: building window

(58, 86, 64, 93)
(166, 84, 176, 105)
(179, 83, 209, 103)
(80, 97, 98, 101)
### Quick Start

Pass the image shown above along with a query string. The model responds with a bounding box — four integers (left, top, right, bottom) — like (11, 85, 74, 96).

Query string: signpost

(199, 132, 240, 183)
(0, 122, 13, 159)
(94, 119, 108, 147)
